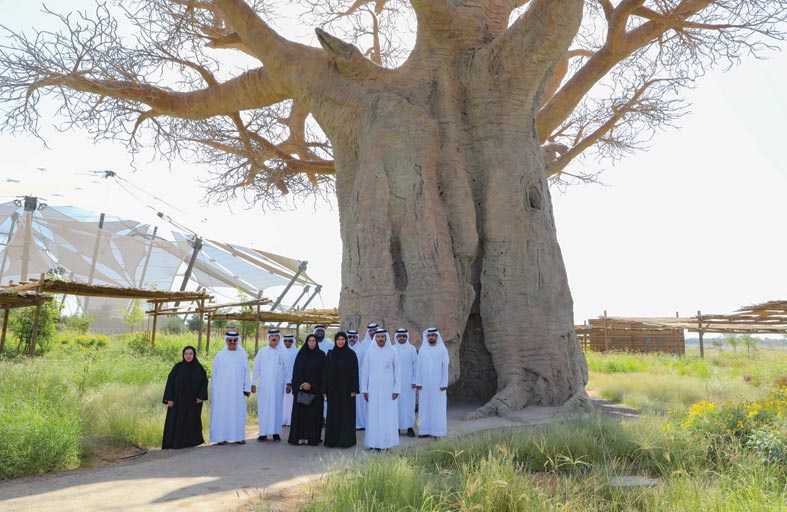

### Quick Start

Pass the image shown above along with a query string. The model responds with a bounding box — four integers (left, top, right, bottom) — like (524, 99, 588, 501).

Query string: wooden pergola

(578, 300, 787, 358)
(0, 275, 212, 356)
(205, 307, 340, 355)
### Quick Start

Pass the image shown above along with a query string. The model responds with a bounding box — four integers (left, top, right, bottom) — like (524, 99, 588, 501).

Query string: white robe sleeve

(361, 348, 370, 394)
(410, 347, 418, 386)
(415, 352, 422, 387)
(392, 351, 401, 395)
(251, 350, 262, 387)
(440, 351, 449, 388)
(243, 356, 252, 393)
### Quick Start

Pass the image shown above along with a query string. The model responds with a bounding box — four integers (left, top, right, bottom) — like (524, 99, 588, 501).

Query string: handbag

(296, 391, 315, 406)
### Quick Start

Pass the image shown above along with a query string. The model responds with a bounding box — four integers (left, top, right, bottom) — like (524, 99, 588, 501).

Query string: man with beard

(393, 328, 418, 437)
(362, 329, 400, 451)
(416, 328, 450, 438)
(251, 329, 286, 442)
(314, 325, 334, 354)
(209, 330, 251, 445)
(281, 334, 298, 427)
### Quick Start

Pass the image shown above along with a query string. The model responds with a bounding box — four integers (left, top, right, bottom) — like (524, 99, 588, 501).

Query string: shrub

(59, 314, 93, 334)
(8, 302, 62, 355)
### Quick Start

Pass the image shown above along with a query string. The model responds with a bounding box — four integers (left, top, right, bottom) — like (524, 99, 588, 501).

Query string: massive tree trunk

(310, 1, 588, 416)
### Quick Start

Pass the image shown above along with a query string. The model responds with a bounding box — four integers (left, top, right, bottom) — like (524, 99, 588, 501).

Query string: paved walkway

(0, 403, 580, 512)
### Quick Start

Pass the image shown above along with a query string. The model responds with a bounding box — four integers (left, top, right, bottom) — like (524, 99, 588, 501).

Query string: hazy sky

(0, 3, 784, 323)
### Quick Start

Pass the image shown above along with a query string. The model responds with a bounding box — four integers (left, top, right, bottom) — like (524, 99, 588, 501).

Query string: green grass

(287, 348, 787, 511)
(0, 331, 261, 480)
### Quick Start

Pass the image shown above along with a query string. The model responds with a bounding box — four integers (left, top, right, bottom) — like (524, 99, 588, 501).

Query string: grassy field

(276, 348, 787, 511)
(0, 331, 262, 480)
(4, 336, 787, 510)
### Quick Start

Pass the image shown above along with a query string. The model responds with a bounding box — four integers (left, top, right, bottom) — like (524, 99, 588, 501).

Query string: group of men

(208, 323, 450, 452)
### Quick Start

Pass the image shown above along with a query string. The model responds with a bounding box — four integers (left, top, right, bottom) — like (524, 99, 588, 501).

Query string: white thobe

(416, 344, 449, 437)
(281, 346, 297, 426)
(394, 342, 418, 429)
(349, 341, 367, 428)
(318, 339, 334, 354)
(362, 343, 401, 449)
(209, 349, 251, 442)
(251, 345, 286, 436)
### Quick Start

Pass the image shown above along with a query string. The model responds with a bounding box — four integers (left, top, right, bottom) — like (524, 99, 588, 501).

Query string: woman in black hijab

(162, 346, 209, 449)
(288, 334, 326, 446)
(322, 331, 359, 448)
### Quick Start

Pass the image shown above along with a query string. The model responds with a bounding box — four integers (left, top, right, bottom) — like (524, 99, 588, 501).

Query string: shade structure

(0, 199, 318, 306)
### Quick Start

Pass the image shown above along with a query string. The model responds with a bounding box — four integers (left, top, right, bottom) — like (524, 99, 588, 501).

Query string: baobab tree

(1, 1, 785, 416)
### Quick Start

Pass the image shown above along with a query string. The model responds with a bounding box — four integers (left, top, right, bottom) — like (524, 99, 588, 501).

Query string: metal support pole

(290, 285, 310, 310)
(82, 212, 106, 314)
(138, 225, 158, 287)
(0, 212, 19, 283)
(270, 261, 308, 311)
(175, 236, 203, 307)
(20, 197, 38, 282)
(300, 284, 322, 311)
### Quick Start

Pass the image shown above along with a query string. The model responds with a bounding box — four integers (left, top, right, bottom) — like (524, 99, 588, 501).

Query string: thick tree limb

(14, 67, 287, 121)
(490, 0, 584, 87)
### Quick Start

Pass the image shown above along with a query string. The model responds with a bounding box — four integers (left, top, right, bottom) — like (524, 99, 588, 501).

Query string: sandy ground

(0, 401, 628, 512)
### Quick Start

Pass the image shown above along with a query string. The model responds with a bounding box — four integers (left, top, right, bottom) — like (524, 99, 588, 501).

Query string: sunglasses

(227, 339, 239, 343)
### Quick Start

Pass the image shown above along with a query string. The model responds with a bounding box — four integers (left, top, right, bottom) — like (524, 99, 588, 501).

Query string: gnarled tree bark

(299, 0, 589, 416)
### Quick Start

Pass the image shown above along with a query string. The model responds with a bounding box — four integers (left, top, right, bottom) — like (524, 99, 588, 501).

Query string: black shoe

(407, 428, 416, 438)
(418, 434, 429, 438)
(257, 435, 267, 442)
(235, 440, 246, 445)
(272, 434, 281, 442)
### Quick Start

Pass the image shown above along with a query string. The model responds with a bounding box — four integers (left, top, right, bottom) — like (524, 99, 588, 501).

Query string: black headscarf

(163, 346, 208, 404)
(291, 334, 326, 392)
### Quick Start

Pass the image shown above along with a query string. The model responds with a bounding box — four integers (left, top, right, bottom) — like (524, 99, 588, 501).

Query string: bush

(161, 316, 186, 335)
(55, 332, 110, 352)
(59, 314, 93, 334)
(8, 302, 61, 355)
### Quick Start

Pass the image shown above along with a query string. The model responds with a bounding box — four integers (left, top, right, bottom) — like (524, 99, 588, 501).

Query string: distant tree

(161, 316, 186, 334)
(186, 314, 205, 332)
(59, 313, 94, 334)
(725, 334, 740, 353)
(711, 338, 724, 352)
(741, 334, 758, 355)
(118, 300, 146, 333)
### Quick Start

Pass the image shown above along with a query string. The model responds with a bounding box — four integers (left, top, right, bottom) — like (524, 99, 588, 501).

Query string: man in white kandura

(314, 325, 334, 354)
(251, 329, 286, 442)
(360, 322, 379, 350)
(393, 328, 418, 437)
(281, 334, 298, 427)
(416, 328, 450, 438)
(209, 330, 251, 445)
(362, 329, 400, 451)
(347, 329, 367, 430)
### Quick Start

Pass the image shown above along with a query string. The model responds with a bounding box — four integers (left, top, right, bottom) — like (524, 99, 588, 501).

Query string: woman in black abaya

(288, 334, 326, 446)
(322, 331, 359, 448)
(162, 346, 208, 449)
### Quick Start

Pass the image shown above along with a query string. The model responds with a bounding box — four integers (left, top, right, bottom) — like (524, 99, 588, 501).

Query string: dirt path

(0, 403, 587, 512)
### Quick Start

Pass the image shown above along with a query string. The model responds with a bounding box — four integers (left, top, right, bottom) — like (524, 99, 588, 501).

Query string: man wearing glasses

(209, 330, 252, 445)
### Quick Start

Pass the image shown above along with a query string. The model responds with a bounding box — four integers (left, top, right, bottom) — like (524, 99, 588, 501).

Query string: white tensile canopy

(0, 198, 318, 310)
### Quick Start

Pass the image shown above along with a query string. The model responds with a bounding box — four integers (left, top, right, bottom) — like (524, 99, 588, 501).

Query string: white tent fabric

(0, 200, 318, 303)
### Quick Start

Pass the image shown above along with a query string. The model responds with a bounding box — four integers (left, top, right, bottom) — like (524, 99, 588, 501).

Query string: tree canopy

(1, 1, 785, 206)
